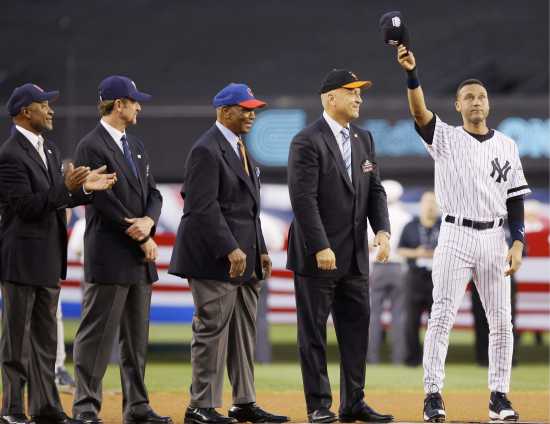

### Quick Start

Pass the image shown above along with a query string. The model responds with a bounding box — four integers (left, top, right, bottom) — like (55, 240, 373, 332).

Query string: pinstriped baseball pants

(423, 220, 513, 394)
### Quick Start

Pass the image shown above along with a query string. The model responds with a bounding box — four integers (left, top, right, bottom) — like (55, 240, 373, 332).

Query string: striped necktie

(341, 127, 352, 181)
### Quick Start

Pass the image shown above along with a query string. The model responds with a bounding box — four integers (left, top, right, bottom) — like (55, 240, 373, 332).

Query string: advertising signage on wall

(246, 111, 550, 166)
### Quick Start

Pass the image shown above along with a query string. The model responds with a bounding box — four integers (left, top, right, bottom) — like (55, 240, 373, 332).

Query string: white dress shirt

(100, 119, 126, 152)
(15, 125, 48, 168)
(16, 125, 91, 195)
(215, 121, 241, 158)
(322, 111, 351, 161)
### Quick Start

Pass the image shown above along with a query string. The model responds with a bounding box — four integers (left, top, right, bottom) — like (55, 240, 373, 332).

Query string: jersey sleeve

(415, 114, 453, 161)
(506, 145, 531, 199)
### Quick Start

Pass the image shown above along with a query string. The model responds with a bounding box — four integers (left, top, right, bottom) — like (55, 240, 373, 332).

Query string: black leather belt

(445, 215, 503, 230)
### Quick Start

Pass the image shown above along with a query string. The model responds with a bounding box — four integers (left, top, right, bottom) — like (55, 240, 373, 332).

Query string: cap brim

(239, 99, 266, 109)
(36, 90, 60, 103)
(342, 81, 372, 90)
(129, 91, 153, 102)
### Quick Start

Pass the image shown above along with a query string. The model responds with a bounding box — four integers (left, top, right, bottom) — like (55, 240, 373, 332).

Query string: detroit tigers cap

(98, 75, 152, 102)
(319, 69, 372, 94)
(379, 11, 410, 48)
(6, 83, 60, 116)
(212, 83, 266, 109)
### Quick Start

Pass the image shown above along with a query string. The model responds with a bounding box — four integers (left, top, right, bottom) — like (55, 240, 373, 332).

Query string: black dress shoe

(0, 415, 30, 424)
(228, 403, 289, 423)
(75, 412, 101, 424)
(30, 412, 82, 424)
(339, 402, 394, 423)
(184, 408, 236, 424)
(307, 408, 337, 424)
(125, 410, 173, 424)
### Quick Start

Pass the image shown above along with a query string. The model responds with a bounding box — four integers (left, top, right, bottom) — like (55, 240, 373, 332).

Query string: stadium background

(0, 1, 549, 422)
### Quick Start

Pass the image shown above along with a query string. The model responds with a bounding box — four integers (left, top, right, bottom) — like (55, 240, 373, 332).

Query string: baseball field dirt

(58, 390, 549, 423)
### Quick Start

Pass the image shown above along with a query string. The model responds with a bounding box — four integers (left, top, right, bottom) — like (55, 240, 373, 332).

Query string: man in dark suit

(169, 83, 289, 424)
(70, 76, 170, 424)
(287, 70, 393, 423)
(0, 83, 116, 424)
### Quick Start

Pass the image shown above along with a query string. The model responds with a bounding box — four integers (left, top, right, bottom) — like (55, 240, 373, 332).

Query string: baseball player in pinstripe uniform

(396, 45, 529, 422)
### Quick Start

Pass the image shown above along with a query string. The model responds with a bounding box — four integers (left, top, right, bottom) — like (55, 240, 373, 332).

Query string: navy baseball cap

(98, 75, 152, 102)
(212, 83, 266, 109)
(319, 69, 372, 94)
(379, 11, 410, 48)
(6, 83, 59, 117)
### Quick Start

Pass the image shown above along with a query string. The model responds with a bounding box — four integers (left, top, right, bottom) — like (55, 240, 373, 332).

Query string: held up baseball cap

(212, 83, 266, 109)
(319, 69, 372, 94)
(6, 83, 59, 116)
(379, 11, 410, 48)
(98, 75, 152, 102)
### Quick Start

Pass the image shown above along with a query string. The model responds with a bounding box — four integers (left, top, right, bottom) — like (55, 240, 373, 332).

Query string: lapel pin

(47, 149, 52, 154)
(361, 159, 375, 173)
(354, 133, 358, 138)
(137, 154, 142, 159)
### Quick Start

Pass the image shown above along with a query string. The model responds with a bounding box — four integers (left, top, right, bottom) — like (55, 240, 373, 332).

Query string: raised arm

(396, 44, 434, 127)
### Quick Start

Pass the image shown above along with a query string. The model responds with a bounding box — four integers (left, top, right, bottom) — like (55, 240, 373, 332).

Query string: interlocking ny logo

(490, 158, 511, 183)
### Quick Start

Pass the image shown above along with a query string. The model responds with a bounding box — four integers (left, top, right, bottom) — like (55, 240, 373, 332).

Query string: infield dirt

(59, 390, 549, 423)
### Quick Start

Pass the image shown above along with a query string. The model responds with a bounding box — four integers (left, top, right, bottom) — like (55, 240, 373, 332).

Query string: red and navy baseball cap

(319, 69, 372, 94)
(379, 11, 410, 48)
(98, 75, 152, 102)
(6, 83, 59, 116)
(212, 83, 266, 109)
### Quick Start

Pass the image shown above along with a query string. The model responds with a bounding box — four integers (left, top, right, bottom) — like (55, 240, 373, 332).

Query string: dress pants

(403, 268, 433, 366)
(294, 273, 370, 414)
(367, 262, 406, 363)
(188, 278, 260, 408)
(72, 282, 152, 418)
(1, 281, 63, 416)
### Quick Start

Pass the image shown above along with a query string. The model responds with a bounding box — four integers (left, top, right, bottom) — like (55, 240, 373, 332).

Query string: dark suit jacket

(74, 124, 162, 284)
(286, 117, 390, 277)
(0, 130, 91, 286)
(169, 124, 268, 282)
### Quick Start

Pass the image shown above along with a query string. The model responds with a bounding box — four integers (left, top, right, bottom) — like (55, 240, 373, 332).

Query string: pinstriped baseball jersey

(418, 114, 529, 396)
(424, 115, 531, 218)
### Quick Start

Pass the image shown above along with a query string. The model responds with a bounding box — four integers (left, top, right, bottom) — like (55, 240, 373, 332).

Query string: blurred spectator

(397, 191, 440, 367)
(55, 297, 76, 393)
(54, 209, 81, 393)
(255, 212, 287, 364)
(367, 180, 411, 364)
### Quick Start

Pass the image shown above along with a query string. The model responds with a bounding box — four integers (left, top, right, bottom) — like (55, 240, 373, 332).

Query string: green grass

(63, 320, 550, 345)
(58, 362, 549, 393)
(61, 321, 549, 363)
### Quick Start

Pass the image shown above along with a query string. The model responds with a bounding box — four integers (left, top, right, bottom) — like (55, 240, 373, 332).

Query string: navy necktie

(121, 134, 138, 177)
